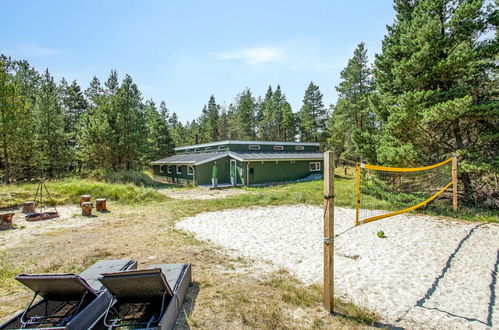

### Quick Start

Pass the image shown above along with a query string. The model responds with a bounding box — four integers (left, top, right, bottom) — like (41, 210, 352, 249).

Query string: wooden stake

(452, 155, 458, 212)
(323, 151, 335, 313)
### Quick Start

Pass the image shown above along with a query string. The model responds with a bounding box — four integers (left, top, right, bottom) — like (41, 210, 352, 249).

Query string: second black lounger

(97, 263, 191, 330)
(0, 259, 137, 330)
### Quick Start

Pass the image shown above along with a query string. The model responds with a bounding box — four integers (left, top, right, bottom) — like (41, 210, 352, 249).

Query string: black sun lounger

(96, 263, 191, 330)
(0, 260, 137, 330)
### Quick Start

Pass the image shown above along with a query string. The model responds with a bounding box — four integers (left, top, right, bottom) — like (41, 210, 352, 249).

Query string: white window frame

(249, 145, 260, 150)
(295, 145, 305, 151)
(167, 165, 172, 174)
(187, 166, 194, 176)
(176, 165, 182, 174)
(273, 145, 284, 151)
(309, 162, 321, 172)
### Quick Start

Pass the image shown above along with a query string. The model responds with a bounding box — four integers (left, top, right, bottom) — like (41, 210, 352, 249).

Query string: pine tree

(280, 102, 296, 141)
(218, 107, 229, 140)
(7, 57, 42, 179)
(35, 69, 68, 177)
(199, 95, 220, 142)
(328, 43, 377, 162)
(271, 85, 285, 140)
(373, 0, 498, 205)
(59, 79, 88, 170)
(144, 99, 174, 161)
(234, 88, 256, 139)
(260, 86, 274, 140)
(168, 112, 188, 147)
(0, 60, 32, 183)
(298, 82, 327, 142)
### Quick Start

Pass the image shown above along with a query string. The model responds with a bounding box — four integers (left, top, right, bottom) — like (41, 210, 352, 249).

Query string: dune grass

(0, 179, 167, 209)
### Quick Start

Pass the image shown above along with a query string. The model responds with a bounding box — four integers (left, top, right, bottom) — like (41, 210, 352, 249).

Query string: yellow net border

(355, 158, 454, 226)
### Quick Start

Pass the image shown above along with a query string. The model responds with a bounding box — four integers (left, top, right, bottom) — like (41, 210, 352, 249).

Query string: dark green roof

(151, 152, 229, 165)
(230, 151, 323, 161)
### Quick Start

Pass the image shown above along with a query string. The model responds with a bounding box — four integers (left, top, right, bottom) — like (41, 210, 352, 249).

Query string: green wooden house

(151, 140, 324, 186)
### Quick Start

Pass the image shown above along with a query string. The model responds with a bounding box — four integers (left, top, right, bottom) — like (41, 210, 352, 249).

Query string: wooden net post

(452, 155, 458, 212)
(323, 151, 335, 313)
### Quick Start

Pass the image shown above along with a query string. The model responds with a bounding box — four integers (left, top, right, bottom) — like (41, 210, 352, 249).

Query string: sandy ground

(0, 205, 99, 250)
(158, 187, 248, 200)
(177, 205, 499, 329)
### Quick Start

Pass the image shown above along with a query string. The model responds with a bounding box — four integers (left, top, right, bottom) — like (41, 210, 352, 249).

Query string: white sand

(0, 205, 96, 250)
(177, 205, 499, 329)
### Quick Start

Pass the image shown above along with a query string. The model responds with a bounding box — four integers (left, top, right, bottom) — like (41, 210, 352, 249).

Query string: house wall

(195, 157, 231, 185)
(153, 164, 194, 185)
(244, 160, 324, 185)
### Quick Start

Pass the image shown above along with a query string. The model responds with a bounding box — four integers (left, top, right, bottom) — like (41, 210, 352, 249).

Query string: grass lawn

(0, 171, 496, 328)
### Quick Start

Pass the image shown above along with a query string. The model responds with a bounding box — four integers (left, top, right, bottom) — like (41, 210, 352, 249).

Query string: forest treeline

(0, 0, 497, 207)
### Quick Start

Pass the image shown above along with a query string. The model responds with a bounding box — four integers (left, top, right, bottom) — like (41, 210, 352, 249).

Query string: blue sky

(1, 0, 395, 122)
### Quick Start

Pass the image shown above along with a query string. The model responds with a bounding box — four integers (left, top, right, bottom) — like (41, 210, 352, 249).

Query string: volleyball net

(355, 158, 456, 226)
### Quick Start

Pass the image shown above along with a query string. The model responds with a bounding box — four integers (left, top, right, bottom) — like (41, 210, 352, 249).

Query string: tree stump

(0, 213, 15, 229)
(81, 202, 93, 216)
(80, 195, 91, 207)
(96, 198, 107, 212)
(22, 201, 36, 214)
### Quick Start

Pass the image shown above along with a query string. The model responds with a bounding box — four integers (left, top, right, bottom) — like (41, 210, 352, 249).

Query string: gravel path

(177, 205, 499, 329)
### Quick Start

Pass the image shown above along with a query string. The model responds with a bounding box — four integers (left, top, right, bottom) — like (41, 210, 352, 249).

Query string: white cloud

(17, 43, 59, 57)
(217, 47, 283, 65)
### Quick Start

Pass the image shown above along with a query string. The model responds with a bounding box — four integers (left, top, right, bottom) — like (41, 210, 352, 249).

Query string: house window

(310, 162, 321, 171)
(176, 166, 182, 174)
(167, 165, 172, 174)
(187, 166, 194, 176)
(205, 147, 211, 151)
(249, 145, 260, 150)
(273, 145, 284, 151)
(218, 146, 226, 151)
(295, 145, 305, 151)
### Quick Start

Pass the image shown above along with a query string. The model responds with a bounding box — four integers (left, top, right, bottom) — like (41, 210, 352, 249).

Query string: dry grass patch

(0, 199, 377, 328)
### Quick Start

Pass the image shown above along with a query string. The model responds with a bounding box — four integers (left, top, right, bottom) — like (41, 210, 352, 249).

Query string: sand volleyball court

(177, 205, 499, 329)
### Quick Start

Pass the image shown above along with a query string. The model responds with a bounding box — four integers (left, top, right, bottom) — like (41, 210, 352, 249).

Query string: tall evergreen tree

(233, 88, 256, 139)
(35, 69, 68, 177)
(199, 95, 220, 142)
(373, 0, 498, 205)
(280, 102, 297, 141)
(144, 100, 174, 161)
(298, 82, 327, 142)
(218, 107, 229, 140)
(0, 60, 32, 183)
(328, 43, 377, 162)
(59, 79, 88, 170)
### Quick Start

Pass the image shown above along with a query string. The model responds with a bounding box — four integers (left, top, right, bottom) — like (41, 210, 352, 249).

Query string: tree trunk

(2, 135, 10, 184)
(452, 120, 474, 204)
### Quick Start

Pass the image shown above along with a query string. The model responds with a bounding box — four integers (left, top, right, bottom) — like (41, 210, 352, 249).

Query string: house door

(230, 159, 237, 184)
